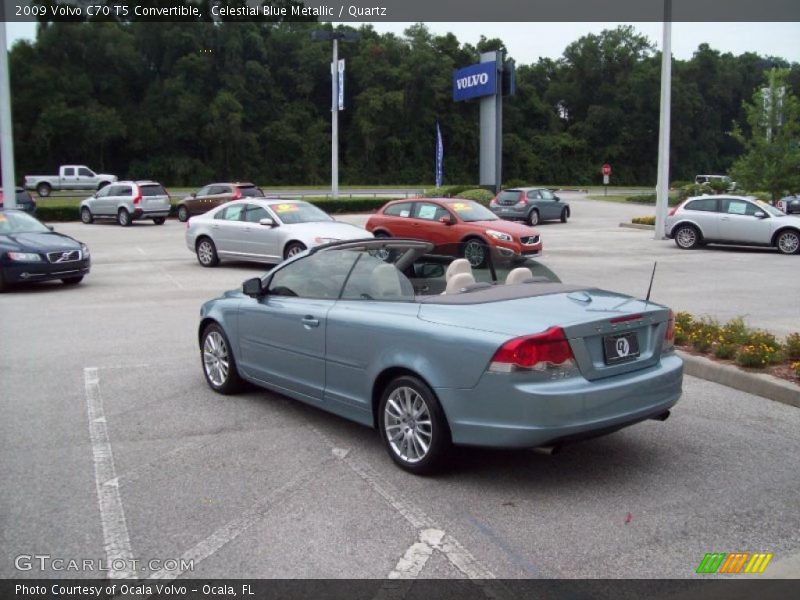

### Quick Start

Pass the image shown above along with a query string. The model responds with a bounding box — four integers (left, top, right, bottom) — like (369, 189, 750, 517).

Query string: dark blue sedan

(0, 210, 90, 291)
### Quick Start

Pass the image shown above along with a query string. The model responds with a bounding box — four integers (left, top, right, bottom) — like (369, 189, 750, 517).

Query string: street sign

(453, 62, 497, 102)
(603, 174, 610, 185)
(602, 163, 612, 176)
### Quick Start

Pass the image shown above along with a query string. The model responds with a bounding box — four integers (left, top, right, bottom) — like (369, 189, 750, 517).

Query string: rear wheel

(117, 208, 131, 227)
(177, 205, 189, 222)
(201, 323, 244, 394)
(196, 237, 219, 267)
(775, 229, 800, 255)
(378, 375, 451, 474)
(674, 224, 701, 250)
(284, 241, 306, 260)
(61, 276, 83, 285)
(152, 217, 166, 225)
(527, 209, 540, 226)
(80, 207, 93, 224)
(36, 183, 51, 197)
(462, 238, 488, 268)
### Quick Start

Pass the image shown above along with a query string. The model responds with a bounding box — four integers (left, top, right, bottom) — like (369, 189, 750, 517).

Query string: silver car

(665, 195, 800, 255)
(185, 199, 371, 267)
(80, 180, 171, 227)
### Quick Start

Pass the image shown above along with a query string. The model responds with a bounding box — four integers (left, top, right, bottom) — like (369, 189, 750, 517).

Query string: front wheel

(674, 224, 700, 250)
(201, 324, 244, 394)
(462, 238, 488, 268)
(196, 237, 219, 267)
(284, 241, 307, 260)
(527, 209, 540, 226)
(177, 205, 189, 222)
(62, 276, 84, 285)
(776, 230, 800, 255)
(378, 375, 451, 474)
(117, 208, 131, 227)
(80, 207, 93, 224)
(560, 207, 569, 223)
(152, 217, 166, 225)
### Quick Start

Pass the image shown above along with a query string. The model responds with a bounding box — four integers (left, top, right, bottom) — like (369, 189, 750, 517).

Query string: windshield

(271, 201, 334, 224)
(755, 200, 785, 217)
(443, 200, 498, 222)
(240, 186, 264, 198)
(0, 210, 50, 234)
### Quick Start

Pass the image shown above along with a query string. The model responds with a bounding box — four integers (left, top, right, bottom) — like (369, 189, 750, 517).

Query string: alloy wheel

(676, 227, 697, 248)
(464, 241, 486, 267)
(383, 386, 433, 464)
(197, 240, 214, 265)
(203, 331, 230, 387)
(777, 231, 800, 254)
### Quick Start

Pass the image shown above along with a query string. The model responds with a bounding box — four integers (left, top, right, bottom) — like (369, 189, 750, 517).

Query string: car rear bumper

(490, 206, 528, 219)
(132, 208, 170, 220)
(2, 258, 91, 283)
(435, 353, 683, 448)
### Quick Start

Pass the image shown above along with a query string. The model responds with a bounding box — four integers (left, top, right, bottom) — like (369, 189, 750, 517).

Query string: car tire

(61, 276, 84, 285)
(462, 238, 488, 268)
(560, 207, 569, 223)
(80, 207, 93, 224)
(200, 323, 244, 395)
(378, 375, 451, 475)
(117, 208, 131, 227)
(674, 224, 701, 250)
(0, 270, 6, 292)
(196, 237, 219, 267)
(284, 241, 307, 260)
(775, 229, 800, 255)
(152, 217, 166, 225)
(527, 209, 540, 226)
(36, 183, 51, 197)
(177, 205, 189, 222)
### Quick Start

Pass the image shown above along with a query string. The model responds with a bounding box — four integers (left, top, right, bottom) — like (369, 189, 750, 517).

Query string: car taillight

(133, 192, 142, 205)
(489, 197, 498, 207)
(232, 188, 242, 200)
(489, 327, 575, 373)
(662, 309, 675, 352)
(668, 201, 686, 217)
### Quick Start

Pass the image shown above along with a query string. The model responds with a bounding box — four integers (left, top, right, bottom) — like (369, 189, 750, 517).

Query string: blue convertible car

(198, 239, 682, 473)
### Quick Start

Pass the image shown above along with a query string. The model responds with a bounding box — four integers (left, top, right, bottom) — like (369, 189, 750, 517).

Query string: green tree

(730, 68, 800, 198)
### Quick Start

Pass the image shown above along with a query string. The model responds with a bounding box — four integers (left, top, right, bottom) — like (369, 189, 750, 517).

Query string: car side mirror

(754, 211, 767, 219)
(46, 224, 54, 231)
(259, 218, 275, 227)
(554, 195, 561, 201)
(242, 277, 264, 298)
(439, 216, 454, 225)
(190, 192, 197, 198)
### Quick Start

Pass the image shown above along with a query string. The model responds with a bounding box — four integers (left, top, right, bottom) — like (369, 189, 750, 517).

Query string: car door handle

(301, 316, 320, 328)
(211, 224, 219, 229)
(721, 217, 730, 221)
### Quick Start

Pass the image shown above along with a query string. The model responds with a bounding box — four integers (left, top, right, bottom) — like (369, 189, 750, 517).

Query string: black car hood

(0, 231, 82, 252)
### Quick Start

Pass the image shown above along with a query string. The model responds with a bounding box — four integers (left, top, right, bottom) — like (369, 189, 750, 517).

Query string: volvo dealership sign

(453, 62, 497, 102)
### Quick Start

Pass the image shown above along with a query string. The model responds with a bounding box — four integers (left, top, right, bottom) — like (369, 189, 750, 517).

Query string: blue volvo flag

(435, 121, 444, 188)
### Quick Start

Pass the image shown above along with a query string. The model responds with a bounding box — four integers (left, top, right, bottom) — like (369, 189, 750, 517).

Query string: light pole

(654, 0, 672, 241)
(0, 19, 17, 209)
(311, 29, 359, 199)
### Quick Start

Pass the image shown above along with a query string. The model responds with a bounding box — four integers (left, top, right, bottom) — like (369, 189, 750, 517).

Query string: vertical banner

(435, 121, 444, 188)
(337, 59, 345, 111)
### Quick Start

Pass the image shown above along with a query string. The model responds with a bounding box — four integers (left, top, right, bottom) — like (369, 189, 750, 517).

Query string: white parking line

(84, 367, 136, 579)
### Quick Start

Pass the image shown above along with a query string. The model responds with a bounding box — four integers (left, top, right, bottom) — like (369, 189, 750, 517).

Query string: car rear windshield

(443, 200, 498, 222)
(238, 186, 264, 198)
(0, 210, 49, 234)
(498, 191, 520, 202)
(271, 202, 333, 224)
(140, 184, 167, 196)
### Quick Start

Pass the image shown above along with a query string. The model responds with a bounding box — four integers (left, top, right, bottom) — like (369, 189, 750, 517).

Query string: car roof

(501, 187, 547, 192)
(110, 180, 162, 186)
(683, 194, 758, 202)
(205, 182, 257, 187)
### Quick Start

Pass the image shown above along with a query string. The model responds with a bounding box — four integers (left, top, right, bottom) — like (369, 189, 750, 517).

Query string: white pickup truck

(24, 165, 118, 197)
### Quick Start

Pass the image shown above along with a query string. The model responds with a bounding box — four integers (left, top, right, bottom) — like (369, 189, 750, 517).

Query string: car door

(237, 251, 358, 403)
(682, 197, 720, 239)
(536, 189, 561, 220)
(241, 203, 281, 261)
(409, 201, 453, 245)
(61, 167, 78, 190)
(98, 184, 122, 215)
(77, 166, 96, 189)
(187, 185, 210, 215)
(718, 198, 773, 244)
(207, 185, 233, 211)
(210, 203, 248, 255)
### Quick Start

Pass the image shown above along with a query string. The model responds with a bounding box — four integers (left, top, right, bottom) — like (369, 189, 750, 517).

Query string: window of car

(116, 186, 133, 197)
(443, 200, 498, 222)
(78, 168, 93, 177)
(413, 202, 451, 222)
(383, 202, 413, 217)
(685, 198, 718, 212)
(140, 184, 167, 196)
(499, 190, 521, 202)
(270, 202, 333, 225)
(268, 250, 360, 299)
(195, 186, 211, 197)
(208, 185, 229, 196)
(244, 204, 271, 223)
(539, 190, 555, 200)
(95, 186, 111, 198)
(63, 168, 75, 176)
(0, 210, 49, 234)
(239, 186, 264, 198)
(340, 252, 415, 302)
(721, 199, 759, 216)
(526, 190, 541, 200)
(215, 204, 245, 221)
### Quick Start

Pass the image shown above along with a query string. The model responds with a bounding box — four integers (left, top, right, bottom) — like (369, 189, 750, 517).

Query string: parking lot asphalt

(1, 206, 799, 581)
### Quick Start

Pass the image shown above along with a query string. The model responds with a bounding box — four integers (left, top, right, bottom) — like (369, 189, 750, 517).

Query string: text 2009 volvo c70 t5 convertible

(197, 240, 682, 473)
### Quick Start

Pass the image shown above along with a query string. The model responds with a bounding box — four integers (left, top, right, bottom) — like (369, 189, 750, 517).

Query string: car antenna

(645, 262, 658, 305)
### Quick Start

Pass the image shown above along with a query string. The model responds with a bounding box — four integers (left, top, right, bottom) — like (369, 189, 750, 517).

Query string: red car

(365, 198, 542, 267)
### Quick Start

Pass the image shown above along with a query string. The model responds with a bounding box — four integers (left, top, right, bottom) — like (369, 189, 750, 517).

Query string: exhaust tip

(651, 410, 671, 422)
(532, 445, 561, 456)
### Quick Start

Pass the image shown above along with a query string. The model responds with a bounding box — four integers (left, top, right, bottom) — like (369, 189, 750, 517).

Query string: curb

(677, 350, 800, 408)
(619, 222, 655, 230)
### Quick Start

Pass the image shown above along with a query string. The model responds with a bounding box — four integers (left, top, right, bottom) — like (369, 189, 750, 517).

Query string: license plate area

(603, 332, 640, 364)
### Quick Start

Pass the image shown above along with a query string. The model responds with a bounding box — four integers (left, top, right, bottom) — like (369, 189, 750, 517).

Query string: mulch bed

(677, 345, 800, 386)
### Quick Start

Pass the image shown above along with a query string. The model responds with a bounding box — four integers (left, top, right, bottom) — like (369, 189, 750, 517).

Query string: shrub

(784, 333, 800, 361)
(736, 344, 779, 369)
(711, 342, 739, 360)
(423, 185, 475, 198)
(793, 361, 800, 379)
(740, 330, 783, 364)
(456, 188, 495, 205)
(678, 183, 714, 200)
(626, 193, 657, 203)
(688, 318, 721, 353)
(673, 311, 694, 346)
(718, 317, 751, 346)
(743, 190, 772, 202)
(670, 180, 692, 189)
(631, 216, 655, 225)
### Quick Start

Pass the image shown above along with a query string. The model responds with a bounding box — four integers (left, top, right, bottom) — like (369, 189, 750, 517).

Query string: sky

(5, 21, 800, 64)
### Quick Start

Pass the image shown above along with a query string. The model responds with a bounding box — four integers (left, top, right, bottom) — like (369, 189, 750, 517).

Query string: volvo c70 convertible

(196, 240, 683, 474)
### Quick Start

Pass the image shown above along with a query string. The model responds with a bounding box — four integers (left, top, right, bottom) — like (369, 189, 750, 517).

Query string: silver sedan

(185, 199, 371, 267)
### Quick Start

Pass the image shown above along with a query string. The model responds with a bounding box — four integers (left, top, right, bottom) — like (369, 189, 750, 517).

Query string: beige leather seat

(370, 263, 409, 299)
(445, 258, 472, 282)
(444, 272, 476, 294)
(505, 267, 534, 285)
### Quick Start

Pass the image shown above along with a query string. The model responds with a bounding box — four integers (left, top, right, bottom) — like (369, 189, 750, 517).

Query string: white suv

(80, 181, 171, 226)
